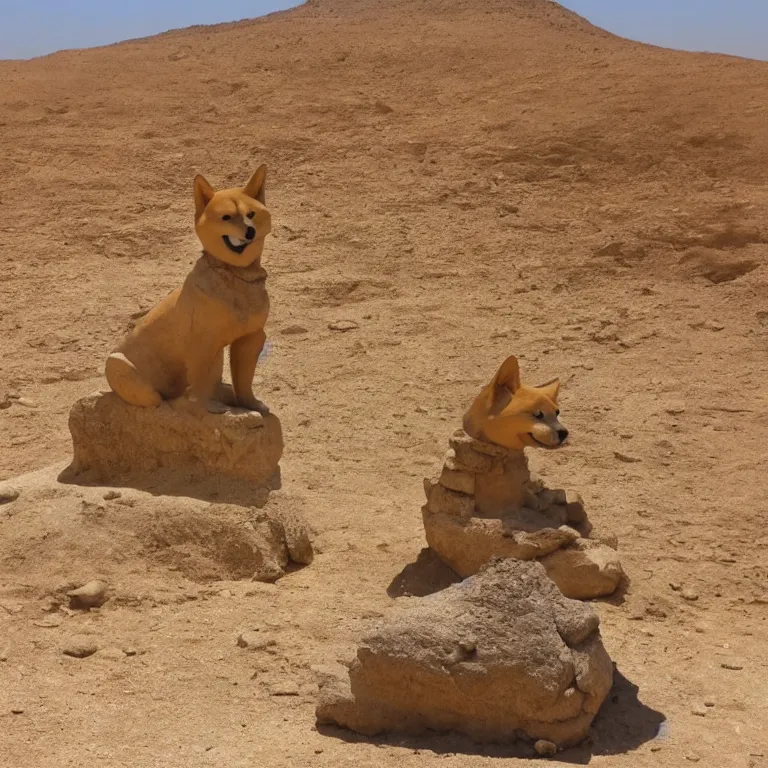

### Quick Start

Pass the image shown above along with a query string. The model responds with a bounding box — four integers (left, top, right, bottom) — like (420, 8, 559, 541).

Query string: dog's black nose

(245, 226, 256, 240)
(557, 428, 569, 442)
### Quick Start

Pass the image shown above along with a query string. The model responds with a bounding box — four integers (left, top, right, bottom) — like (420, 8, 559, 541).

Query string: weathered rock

(540, 540, 624, 600)
(68, 580, 109, 609)
(0, 485, 20, 505)
(423, 506, 579, 577)
(425, 481, 474, 520)
(237, 630, 276, 651)
(439, 465, 475, 495)
(58, 391, 283, 491)
(422, 430, 623, 599)
(317, 559, 613, 747)
(62, 639, 99, 658)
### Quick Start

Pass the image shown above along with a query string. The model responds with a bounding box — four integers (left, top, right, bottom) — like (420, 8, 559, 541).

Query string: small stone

(703, 698, 715, 707)
(237, 631, 276, 651)
(270, 681, 300, 696)
(685, 755, 701, 762)
(614, 451, 641, 463)
(33, 617, 62, 628)
(702, 320, 724, 331)
(681, 588, 699, 601)
(415, 405, 428, 414)
(691, 705, 708, 717)
(17, 397, 38, 408)
(534, 739, 557, 756)
(721, 661, 744, 670)
(281, 325, 308, 335)
(68, 580, 109, 609)
(0, 486, 20, 505)
(664, 402, 686, 415)
(103, 490, 122, 500)
(669, 582, 682, 591)
(123, 648, 138, 657)
(11, 707, 24, 715)
(328, 320, 359, 332)
(62, 640, 98, 658)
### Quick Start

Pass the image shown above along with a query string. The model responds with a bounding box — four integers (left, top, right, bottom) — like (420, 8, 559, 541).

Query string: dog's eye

(555, 409, 560, 416)
(222, 214, 231, 221)
(534, 411, 544, 420)
(246, 211, 255, 219)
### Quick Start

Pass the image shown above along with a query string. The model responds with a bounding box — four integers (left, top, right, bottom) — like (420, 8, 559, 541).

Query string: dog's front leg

(187, 350, 228, 414)
(230, 330, 269, 414)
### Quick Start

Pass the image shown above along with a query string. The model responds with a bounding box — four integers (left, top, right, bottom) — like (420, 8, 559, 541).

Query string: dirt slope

(1, 0, 767, 766)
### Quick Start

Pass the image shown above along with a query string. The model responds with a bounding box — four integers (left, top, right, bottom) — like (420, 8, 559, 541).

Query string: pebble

(328, 320, 359, 332)
(614, 451, 641, 463)
(236, 631, 276, 651)
(702, 320, 724, 331)
(280, 324, 309, 335)
(685, 755, 701, 763)
(68, 580, 109, 609)
(16, 397, 38, 408)
(0, 485, 20, 505)
(269, 681, 300, 696)
(681, 588, 699, 601)
(704, 698, 716, 707)
(11, 707, 24, 715)
(664, 402, 686, 415)
(534, 740, 557, 757)
(103, 490, 122, 501)
(62, 640, 98, 658)
(669, 582, 682, 591)
(721, 661, 744, 670)
(691, 705, 708, 717)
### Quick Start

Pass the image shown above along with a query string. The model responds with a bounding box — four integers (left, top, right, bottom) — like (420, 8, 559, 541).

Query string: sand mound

(0, 466, 312, 596)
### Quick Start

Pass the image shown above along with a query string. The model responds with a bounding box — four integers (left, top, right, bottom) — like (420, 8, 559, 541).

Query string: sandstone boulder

(317, 559, 613, 748)
(540, 539, 623, 600)
(59, 391, 283, 495)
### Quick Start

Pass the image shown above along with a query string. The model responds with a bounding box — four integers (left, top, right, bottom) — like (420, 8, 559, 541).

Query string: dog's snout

(557, 428, 569, 442)
(245, 226, 256, 240)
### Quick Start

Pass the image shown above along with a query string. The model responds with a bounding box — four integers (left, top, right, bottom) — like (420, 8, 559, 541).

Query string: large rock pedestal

(422, 430, 624, 599)
(59, 392, 283, 495)
(317, 559, 614, 749)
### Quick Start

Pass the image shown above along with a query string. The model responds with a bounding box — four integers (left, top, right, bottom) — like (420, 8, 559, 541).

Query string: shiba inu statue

(105, 166, 272, 414)
(462, 355, 568, 450)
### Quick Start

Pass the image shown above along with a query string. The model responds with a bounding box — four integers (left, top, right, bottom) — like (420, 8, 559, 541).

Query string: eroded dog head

(462, 355, 568, 451)
(193, 165, 272, 267)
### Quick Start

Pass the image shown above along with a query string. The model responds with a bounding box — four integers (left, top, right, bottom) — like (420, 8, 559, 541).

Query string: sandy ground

(1, 0, 767, 766)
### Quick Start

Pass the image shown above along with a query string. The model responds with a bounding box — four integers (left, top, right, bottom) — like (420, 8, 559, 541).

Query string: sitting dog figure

(106, 166, 273, 414)
(462, 355, 568, 450)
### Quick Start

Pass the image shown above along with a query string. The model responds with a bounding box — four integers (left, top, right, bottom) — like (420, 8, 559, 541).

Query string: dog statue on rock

(105, 166, 272, 414)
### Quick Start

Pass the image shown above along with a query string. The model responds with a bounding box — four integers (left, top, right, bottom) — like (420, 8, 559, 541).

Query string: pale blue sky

(0, 0, 766, 61)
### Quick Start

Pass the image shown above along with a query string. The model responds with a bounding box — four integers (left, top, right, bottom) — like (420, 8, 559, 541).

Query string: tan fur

(105, 166, 273, 414)
(462, 355, 568, 451)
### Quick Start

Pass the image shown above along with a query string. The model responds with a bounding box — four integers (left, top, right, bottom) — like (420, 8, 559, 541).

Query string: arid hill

(1, 1, 766, 766)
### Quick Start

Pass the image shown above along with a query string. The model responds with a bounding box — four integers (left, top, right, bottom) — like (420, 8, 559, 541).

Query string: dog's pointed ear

(491, 355, 521, 395)
(244, 164, 267, 205)
(194, 174, 215, 219)
(537, 377, 561, 403)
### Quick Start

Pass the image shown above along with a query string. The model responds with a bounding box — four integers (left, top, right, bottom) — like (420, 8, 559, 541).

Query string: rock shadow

(387, 547, 461, 598)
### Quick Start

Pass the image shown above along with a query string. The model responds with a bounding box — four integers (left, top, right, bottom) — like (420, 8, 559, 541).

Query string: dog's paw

(205, 400, 230, 415)
(240, 397, 270, 415)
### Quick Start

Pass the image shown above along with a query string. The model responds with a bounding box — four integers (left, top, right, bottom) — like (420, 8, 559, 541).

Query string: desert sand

(1, 0, 767, 766)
